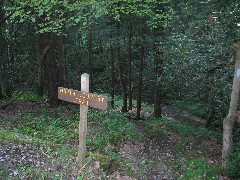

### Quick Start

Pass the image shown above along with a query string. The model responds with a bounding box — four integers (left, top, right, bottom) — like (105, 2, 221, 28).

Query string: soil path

(119, 105, 221, 179)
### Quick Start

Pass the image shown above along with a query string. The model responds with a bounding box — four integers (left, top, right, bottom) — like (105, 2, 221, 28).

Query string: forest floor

(0, 101, 225, 179)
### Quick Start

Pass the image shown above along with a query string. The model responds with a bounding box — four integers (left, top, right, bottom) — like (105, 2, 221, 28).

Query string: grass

(0, 102, 141, 179)
(179, 157, 221, 180)
(0, 91, 44, 104)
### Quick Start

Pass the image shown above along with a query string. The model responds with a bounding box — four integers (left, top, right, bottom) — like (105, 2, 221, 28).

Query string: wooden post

(78, 73, 89, 166)
(58, 73, 108, 167)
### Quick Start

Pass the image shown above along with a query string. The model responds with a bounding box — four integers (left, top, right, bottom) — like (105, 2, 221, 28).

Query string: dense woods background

(0, 0, 240, 178)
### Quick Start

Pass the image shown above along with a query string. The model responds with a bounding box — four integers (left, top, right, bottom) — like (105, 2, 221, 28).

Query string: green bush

(11, 91, 43, 102)
(226, 151, 240, 179)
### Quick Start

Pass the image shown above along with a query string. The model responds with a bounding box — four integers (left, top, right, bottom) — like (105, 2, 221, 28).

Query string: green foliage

(14, 113, 76, 144)
(0, 130, 18, 142)
(17, 91, 43, 102)
(0, 91, 43, 104)
(226, 152, 240, 179)
(179, 157, 220, 180)
(0, 168, 10, 178)
(88, 110, 142, 150)
(162, 0, 239, 128)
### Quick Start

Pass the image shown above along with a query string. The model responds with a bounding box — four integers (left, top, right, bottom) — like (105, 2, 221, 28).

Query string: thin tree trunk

(116, 22, 127, 112)
(222, 41, 240, 173)
(0, 5, 4, 99)
(0, 86, 3, 99)
(87, 27, 93, 93)
(37, 35, 45, 97)
(37, 66, 44, 97)
(110, 46, 116, 109)
(0, 64, 4, 99)
(136, 34, 145, 119)
(128, 28, 133, 111)
(57, 34, 67, 87)
(0, 50, 10, 98)
(153, 30, 163, 118)
(117, 47, 128, 112)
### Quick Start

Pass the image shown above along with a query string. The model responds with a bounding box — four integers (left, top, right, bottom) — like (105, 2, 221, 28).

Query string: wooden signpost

(58, 73, 108, 166)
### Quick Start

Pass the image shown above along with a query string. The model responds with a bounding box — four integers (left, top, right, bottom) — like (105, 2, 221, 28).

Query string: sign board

(58, 87, 108, 110)
(58, 73, 108, 166)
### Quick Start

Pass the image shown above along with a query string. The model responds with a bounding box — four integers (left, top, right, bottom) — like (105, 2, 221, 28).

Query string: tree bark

(153, 30, 163, 118)
(0, 40, 12, 98)
(222, 41, 240, 172)
(57, 34, 67, 87)
(37, 35, 45, 97)
(110, 46, 116, 109)
(40, 32, 59, 107)
(37, 66, 44, 97)
(0, 1, 4, 87)
(136, 32, 145, 119)
(87, 26, 93, 93)
(0, 85, 3, 99)
(116, 22, 127, 112)
(128, 28, 133, 111)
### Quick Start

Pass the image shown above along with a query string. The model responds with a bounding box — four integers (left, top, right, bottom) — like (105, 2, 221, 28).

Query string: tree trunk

(128, 28, 133, 111)
(117, 47, 128, 112)
(37, 35, 45, 97)
(1, 41, 12, 98)
(87, 27, 93, 93)
(57, 34, 67, 87)
(37, 66, 44, 97)
(222, 41, 240, 173)
(0, 86, 3, 99)
(0, 1, 6, 99)
(153, 30, 163, 118)
(116, 22, 127, 112)
(136, 35, 145, 119)
(40, 32, 59, 107)
(110, 46, 116, 109)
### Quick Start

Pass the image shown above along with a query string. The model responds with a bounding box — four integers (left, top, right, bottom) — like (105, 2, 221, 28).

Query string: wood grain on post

(78, 73, 89, 166)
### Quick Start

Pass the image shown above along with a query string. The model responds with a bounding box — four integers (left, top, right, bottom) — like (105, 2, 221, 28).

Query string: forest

(0, 0, 240, 179)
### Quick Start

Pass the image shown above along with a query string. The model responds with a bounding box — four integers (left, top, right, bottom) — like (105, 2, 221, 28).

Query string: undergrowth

(0, 105, 141, 178)
(142, 118, 222, 178)
(179, 157, 220, 180)
(0, 91, 44, 104)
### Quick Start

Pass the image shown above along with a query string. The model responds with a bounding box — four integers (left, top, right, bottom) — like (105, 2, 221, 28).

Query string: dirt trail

(119, 105, 220, 179)
(162, 105, 205, 126)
